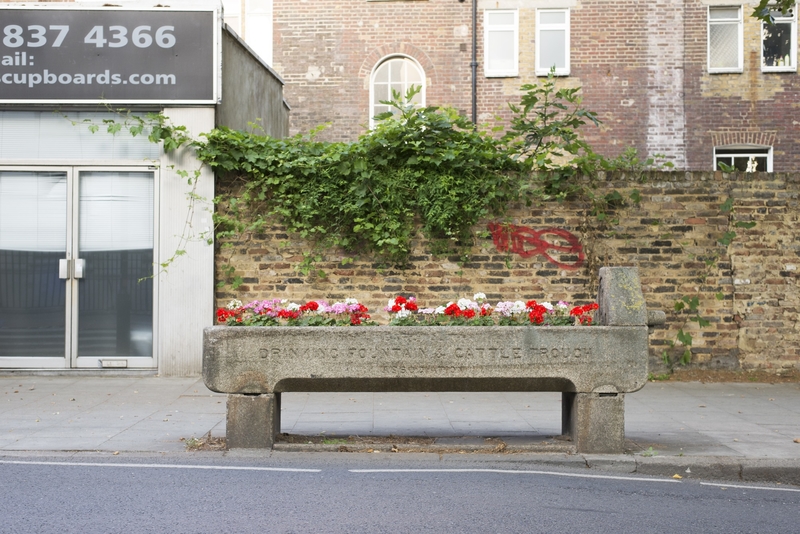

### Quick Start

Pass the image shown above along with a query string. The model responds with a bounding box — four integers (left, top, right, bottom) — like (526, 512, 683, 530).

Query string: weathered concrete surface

(203, 266, 655, 452)
(226, 394, 280, 449)
(596, 267, 648, 326)
(204, 326, 650, 396)
(563, 392, 626, 454)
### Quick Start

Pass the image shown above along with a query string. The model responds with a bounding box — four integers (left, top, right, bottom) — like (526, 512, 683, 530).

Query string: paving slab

(2, 375, 800, 483)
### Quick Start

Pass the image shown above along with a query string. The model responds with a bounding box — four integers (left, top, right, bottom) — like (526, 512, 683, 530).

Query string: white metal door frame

(0, 164, 159, 370)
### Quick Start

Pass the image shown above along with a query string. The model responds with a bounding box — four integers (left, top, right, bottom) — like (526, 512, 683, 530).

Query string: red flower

(391, 304, 402, 313)
(277, 309, 300, 320)
(405, 301, 418, 312)
(444, 303, 462, 317)
(216, 308, 240, 323)
(463, 309, 476, 319)
(300, 301, 319, 312)
(528, 304, 547, 325)
(526, 300, 538, 309)
(394, 296, 407, 306)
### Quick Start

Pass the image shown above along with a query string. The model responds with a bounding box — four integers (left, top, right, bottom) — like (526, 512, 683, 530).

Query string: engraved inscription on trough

(254, 344, 593, 362)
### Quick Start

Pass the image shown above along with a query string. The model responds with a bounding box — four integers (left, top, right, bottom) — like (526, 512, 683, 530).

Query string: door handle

(74, 259, 86, 279)
(59, 259, 70, 279)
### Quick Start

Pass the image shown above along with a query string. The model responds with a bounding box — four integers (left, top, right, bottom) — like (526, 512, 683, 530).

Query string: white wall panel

(158, 107, 215, 376)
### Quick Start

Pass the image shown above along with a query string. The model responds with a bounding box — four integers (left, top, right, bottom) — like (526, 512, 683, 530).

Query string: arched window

(370, 56, 425, 127)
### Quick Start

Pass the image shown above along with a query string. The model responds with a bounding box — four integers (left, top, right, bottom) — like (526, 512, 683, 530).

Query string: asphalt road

(2, 454, 799, 533)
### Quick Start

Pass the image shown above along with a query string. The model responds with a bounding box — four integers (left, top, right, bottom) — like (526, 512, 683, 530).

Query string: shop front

(0, 3, 288, 374)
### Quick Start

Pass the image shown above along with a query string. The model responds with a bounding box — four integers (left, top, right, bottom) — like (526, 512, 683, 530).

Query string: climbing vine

(199, 87, 524, 274)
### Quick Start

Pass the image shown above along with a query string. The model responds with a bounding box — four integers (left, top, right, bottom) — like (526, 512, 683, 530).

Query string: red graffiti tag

(487, 222, 585, 270)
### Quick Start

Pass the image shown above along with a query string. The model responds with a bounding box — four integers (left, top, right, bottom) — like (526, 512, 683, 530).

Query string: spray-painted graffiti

(487, 222, 585, 270)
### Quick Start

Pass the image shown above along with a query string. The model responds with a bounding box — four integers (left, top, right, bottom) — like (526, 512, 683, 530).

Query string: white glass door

(0, 168, 156, 369)
(0, 170, 70, 367)
(73, 170, 155, 368)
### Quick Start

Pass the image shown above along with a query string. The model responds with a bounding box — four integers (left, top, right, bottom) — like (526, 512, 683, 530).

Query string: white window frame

(714, 145, 773, 172)
(369, 55, 426, 129)
(536, 8, 570, 76)
(708, 6, 743, 73)
(761, 7, 797, 72)
(484, 9, 519, 78)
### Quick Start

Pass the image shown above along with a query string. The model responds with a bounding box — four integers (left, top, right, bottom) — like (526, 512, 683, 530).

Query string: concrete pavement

(1, 376, 799, 484)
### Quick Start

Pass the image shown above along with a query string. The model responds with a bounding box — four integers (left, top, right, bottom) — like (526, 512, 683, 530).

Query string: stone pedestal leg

(562, 392, 625, 453)
(226, 393, 280, 449)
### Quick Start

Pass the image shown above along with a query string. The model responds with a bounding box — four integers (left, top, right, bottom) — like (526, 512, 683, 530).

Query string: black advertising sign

(0, 7, 218, 103)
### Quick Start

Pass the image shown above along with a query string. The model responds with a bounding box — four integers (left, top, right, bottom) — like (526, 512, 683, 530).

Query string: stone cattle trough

(203, 267, 664, 453)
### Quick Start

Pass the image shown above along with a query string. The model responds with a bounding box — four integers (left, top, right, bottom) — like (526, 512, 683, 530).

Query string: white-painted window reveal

(370, 56, 425, 128)
(484, 10, 519, 77)
(536, 8, 570, 76)
(762, 8, 797, 71)
(714, 146, 772, 172)
(708, 6, 743, 73)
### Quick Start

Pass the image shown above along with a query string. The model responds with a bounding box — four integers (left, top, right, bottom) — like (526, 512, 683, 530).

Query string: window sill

(485, 73, 519, 78)
(536, 71, 570, 77)
(761, 67, 797, 73)
(708, 69, 743, 74)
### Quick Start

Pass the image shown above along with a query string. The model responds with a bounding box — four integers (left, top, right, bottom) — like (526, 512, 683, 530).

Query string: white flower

(473, 292, 486, 301)
(226, 299, 243, 310)
(286, 302, 301, 311)
(388, 298, 397, 308)
(434, 306, 447, 315)
(511, 301, 527, 314)
(396, 309, 411, 318)
(345, 297, 359, 305)
(542, 302, 554, 311)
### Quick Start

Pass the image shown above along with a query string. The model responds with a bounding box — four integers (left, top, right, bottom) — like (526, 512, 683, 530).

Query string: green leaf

(734, 221, 756, 229)
(676, 329, 693, 346)
(718, 231, 737, 246)
(720, 197, 734, 213)
(717, 161, 735, 173)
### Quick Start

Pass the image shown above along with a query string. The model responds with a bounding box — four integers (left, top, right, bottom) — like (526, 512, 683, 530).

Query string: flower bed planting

(216, 294, 599, 327)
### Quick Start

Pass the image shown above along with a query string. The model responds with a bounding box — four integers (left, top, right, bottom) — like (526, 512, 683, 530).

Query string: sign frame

(0, 4, 221, 105)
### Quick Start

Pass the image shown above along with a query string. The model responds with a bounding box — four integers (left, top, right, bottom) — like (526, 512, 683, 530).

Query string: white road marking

(700, 482, 800, 493)
(349, 468, 680, 483)
(0, 460, 320, 472)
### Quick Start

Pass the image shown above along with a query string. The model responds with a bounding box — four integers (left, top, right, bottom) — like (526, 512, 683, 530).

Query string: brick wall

(272, 0, 472, 143)
(215, 171, 800, 373)
(273, 0, 800, 170)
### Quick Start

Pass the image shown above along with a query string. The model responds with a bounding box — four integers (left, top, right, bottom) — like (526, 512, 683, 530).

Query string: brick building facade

(269, 0, 799, 172)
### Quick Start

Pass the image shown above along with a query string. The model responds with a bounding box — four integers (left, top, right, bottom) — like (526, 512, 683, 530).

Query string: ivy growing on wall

(81, 75, 747, 373)
(198, 87, 524, 272)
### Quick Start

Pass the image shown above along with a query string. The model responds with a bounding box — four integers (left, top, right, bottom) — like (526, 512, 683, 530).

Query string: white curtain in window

(0, 172, 67, 252)
(0, 112, 160, 161)
(79, 172, 153, 252)
(709, 7, 741, 71)
(537, 9, 570, 75)
(485, 10, 518, 76)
